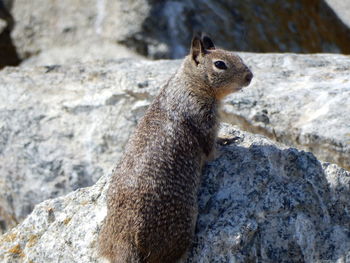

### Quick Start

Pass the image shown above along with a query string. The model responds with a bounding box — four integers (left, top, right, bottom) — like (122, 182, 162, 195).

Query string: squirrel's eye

(214, 61, 227, 70)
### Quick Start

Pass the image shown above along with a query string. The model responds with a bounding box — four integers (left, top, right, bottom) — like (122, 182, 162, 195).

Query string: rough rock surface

(223, 53, 350, 171)
(1, 54, 349, 233)
(0, 125, 349, 263)
(0, 58, 175, 232)
(8, 0, 350, 61)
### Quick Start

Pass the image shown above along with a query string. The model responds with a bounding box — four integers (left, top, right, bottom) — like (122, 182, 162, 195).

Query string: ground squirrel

(98, 34, 253, 263)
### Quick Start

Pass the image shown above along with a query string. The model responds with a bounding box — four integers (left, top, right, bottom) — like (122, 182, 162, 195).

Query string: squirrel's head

(188, 34, 253, 99)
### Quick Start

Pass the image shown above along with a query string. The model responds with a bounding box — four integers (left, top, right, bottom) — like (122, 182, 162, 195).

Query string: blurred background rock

(1, 0, 350, 68)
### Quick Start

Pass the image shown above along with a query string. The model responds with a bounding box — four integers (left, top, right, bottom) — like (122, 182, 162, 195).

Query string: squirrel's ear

(201, 34, 215, 50)
(191, 33, 205, 65)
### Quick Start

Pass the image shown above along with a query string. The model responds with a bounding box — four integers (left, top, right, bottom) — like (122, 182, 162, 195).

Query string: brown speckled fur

(98, 34, 253, 263)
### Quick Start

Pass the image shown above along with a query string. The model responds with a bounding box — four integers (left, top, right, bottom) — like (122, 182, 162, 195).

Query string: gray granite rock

(1, 54, 349, 234)
(0, 125, 349, 263)
(224, 53, 350, 171)
(0, 58, 179, 232)
(191, 126, 350, 262)
(9, 0, 350, 62)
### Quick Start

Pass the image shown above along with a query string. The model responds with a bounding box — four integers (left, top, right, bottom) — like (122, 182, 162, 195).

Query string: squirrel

(98, 34, 253, 263)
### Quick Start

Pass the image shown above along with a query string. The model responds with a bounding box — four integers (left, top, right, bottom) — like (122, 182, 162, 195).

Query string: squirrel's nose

(244, 71, 253, 85)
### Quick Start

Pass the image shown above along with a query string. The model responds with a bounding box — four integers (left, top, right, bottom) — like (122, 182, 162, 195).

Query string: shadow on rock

(0, 1, 20, 69)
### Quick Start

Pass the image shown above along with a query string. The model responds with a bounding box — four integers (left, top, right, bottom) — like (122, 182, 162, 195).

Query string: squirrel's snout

(244, 71, 253, 86)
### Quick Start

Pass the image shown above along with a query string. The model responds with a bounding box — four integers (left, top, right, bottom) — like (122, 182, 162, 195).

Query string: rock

(223, 53, 350, 171)
(0, 169, 108, 263)
(21, 40, 143, 67)
(325, 0, 350, 28)
(0, 124, 349, 263)
(11, 0, 99, 60)
(9, 0, 350, 62)
(1, 53, 349, 233)
(192, 126, 350, 262)
(0, 58, 179, 232)
(129, 0, 350, 57)
(9, 0, 148, 62)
